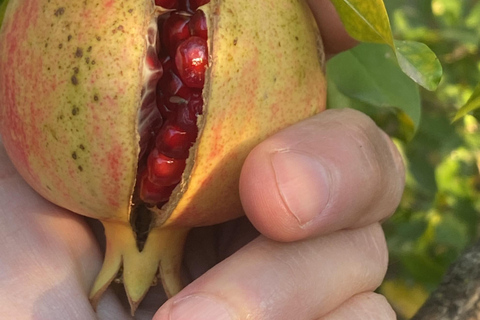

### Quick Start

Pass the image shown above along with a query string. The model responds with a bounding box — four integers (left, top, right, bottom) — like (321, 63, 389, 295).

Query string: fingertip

(307, 0, 358, 57)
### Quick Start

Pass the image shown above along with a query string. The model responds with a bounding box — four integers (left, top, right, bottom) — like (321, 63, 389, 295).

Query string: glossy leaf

(327, 43, 421, 135)
(330, 0, 393, 45)
(395, 40, 443, 91)
(331, 0, 442, 91)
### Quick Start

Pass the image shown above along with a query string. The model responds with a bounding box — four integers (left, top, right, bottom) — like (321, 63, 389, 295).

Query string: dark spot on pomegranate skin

(72, 152, 77, 160)
(75, 47, 83, 58)
(72, 106, 79, 115)
(54, 7, 65, 17)
(71, 75, 79, 85)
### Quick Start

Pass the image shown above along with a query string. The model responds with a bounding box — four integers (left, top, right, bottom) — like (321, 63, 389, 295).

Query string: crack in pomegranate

(135, 0, 210, 216)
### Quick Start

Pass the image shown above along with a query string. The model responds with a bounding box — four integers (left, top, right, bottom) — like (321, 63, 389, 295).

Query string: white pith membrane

(138, 18, 163, 163)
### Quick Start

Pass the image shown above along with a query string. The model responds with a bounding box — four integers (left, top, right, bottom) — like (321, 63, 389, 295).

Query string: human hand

(152, 106, 404, 320)
(0, 1, 404, 319)
(0, 107, 403, 320)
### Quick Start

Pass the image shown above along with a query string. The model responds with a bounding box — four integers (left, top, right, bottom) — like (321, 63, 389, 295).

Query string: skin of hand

(0, 1, 405, 319)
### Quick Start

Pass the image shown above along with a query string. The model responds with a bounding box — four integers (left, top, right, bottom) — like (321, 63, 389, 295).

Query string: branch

(411, 239, 480, 320)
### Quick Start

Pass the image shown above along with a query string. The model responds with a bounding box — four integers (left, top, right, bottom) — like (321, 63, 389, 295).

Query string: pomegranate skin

(161, 0, 327, 228)
(0, 0, 326, 314)
(0, 0, 148, 221)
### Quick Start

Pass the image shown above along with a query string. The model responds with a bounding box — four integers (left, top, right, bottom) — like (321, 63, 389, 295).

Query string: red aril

(189, 10, 208, 40)
(155, 0, 178, 9)
(147, 148, 186, 186)
(162, 12, 191, 57)
(179, 0, 209, 12)
(175, 36, 208, 88)
(139, 170, 176, 205)
(156, 121, 197, 159)
(176, 102, 199, 132)
(158, 69, 193, 111)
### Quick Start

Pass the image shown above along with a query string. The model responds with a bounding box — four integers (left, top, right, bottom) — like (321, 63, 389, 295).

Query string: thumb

(239, 108, 405, 242)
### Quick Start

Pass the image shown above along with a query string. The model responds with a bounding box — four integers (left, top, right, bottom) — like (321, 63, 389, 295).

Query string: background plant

(327, 0, 480, 318)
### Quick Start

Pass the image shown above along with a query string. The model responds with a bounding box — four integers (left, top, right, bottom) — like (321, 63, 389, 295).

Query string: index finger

(307, 0, 358, 58)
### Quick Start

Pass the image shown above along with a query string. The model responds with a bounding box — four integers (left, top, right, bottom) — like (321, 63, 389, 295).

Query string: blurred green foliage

(328, 0, 480, 318)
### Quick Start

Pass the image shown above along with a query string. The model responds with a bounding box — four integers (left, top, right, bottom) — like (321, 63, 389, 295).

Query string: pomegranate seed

(191, 0, 210, 9)
(176, 103, 199, 133)
(189, 10, 208, 39)
(146, 47, 163, 83)
(155, 0, 178, 9)
(189, 90, 204, 115)
(157, 69, 192, 117)
(138, 104, 163, 162)
(179, 0, 209, 12)
(156, 121, 197, 159)
(146, 47, 162, 70)
(164, 70, 192, 101)
(139, 170, 176, 205)
(175, 36, 208, 88)
(160, 55, 174, 73)
(147, 148, 186, 186)
(162, 12, 191, 57)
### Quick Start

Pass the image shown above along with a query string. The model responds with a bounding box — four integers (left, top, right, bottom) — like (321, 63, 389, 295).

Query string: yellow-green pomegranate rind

(0, 0, 327, 311)
(162, 0, 326, 227)
(0, 0, 153, 220)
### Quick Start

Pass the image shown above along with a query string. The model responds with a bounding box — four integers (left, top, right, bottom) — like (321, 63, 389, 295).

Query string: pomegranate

(0, 0, 326, 313)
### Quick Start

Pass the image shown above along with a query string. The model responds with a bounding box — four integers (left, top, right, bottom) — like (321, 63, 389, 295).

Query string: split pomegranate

(0, 0, 327, 314)
(137, 4, 209, 210)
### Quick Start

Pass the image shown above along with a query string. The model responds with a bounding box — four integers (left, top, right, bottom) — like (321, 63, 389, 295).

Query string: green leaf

(395, 40, 443, 91)
(330, 0, 443, 91)
(433, 213, 469, 251)
(329, 0, 393, 45)
(454, 83, 480, 121)
(0, 0, 8, 29)
(327, 43, 421, 135)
